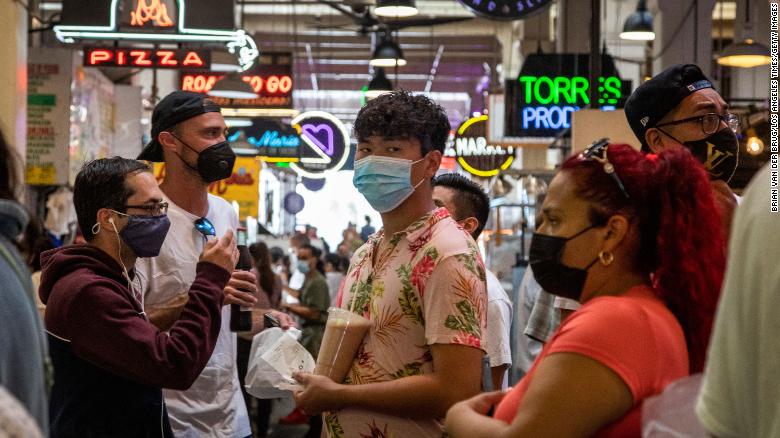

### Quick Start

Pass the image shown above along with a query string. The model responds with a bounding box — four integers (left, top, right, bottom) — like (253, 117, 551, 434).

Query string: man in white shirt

(432, 173, 513, 389)
(696, 164, 779, 438)
(136, 91, 292, 437)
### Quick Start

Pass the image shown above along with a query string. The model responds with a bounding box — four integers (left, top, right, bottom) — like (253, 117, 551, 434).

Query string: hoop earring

(91, 222, 101, 235)
(598, 250, 614, 266)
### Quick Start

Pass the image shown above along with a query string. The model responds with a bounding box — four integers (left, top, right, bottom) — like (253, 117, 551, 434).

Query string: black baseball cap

(137, 91, 222, 162)
(624, 64, 714, 151)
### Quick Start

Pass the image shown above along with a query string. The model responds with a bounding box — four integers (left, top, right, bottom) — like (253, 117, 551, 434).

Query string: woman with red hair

(445, 141, 725, 437)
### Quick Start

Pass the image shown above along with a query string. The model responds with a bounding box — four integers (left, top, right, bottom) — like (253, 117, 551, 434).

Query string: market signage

(228, 118, 300, 162)
(53, 0, 258, 71)
(505, 53, 631, 137)
(181, 53, 293, 109)
(84, 47, 210, 69)
(26, 49, 74, 185)
(290, 111, 351, 179)
(445, 115, 515, 177)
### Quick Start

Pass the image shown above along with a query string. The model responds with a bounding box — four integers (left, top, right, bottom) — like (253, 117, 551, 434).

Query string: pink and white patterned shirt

(325, 208, 488, 438)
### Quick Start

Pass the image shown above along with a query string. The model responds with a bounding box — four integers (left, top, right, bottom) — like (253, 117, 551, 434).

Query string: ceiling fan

(310, 0, 473, 36)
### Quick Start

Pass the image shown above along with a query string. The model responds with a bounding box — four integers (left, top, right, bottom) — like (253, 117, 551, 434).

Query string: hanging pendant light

(718, 38, 771, 68)
(208, 73, 259, 99)
(210, 51, 242, 73)
(375, 0, 418, 18)
(718, 0, 770, 68)
(370, 38, 407, 67)
(365, 68, 393, 99)
(620, 0, 655, 41)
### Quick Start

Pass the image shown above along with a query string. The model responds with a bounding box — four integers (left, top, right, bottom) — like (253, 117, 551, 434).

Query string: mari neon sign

(84, 47, 209, 69)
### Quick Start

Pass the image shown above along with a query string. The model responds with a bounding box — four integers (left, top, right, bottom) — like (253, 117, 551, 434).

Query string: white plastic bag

(642, 374, 708, 438)
(245, 327, 315, 399)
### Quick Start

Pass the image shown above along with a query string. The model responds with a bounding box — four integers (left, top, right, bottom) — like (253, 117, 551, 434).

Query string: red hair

(561, 144, 725, 373)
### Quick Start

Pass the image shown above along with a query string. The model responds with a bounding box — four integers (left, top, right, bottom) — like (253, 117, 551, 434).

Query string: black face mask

(174, 135, 236, 183)
(661, 128, 739, 183)
(529, 225, 600, 301)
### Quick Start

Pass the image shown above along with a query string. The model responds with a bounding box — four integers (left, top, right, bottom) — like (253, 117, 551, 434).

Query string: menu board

(26, 48, 74, 185)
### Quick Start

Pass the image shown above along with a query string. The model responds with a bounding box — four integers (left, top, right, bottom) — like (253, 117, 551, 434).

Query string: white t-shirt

(136, 194, 250, 438)
(696, 165, 780, 438)
(485, 269, 512, 389)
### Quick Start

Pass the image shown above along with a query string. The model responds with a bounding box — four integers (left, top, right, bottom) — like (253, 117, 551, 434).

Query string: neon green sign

(518, 75, 622, 106)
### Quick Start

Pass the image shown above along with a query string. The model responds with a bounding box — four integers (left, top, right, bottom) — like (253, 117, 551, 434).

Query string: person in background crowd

(432, 173, 513, 390)
(22, 217, 57, 320)
(249, 241, 282, 310)
(269, 246, 288, 277)
(696, 165, 779, 437)
(306, 225, 329, 254)
(279, 243, 330, 436)
(625, 64, 740, 237)
(234, 241, 283, 438)
(335, 242, 351, 259)
(338, 226, 364, 256)
(360, 215, 375, 242)
(293, 91, 487, 438)
(323, 253, 346, 307)
(282, 244, 329, 360)
(445, 143, 725, 437)
(285, 232, 311, 297)
(0, 129, 48, 434)
(135, 91, 292, 437)
(42, 157, 236, 437)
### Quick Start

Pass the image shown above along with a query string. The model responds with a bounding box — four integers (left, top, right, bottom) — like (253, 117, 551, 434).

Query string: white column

(655, 0, 717, 77)
(0, 1, 28, 171)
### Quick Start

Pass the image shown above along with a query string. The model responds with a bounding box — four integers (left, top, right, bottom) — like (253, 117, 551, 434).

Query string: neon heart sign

(291, 111, 351, 179)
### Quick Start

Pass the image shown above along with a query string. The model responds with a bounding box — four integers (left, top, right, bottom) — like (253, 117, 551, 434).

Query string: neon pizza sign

(54, 0, 259, 71)
(84, 47, 209, 69)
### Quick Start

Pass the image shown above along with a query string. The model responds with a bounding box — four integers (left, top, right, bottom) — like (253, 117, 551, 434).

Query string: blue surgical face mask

(297, 259, 311, 274)
(353, 155, 427, 213)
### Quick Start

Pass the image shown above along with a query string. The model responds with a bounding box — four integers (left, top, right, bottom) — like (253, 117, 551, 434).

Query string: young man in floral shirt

(294, 91, 488, 437)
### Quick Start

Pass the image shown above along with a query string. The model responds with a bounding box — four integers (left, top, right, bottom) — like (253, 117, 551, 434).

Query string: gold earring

(598, 250, 614, 266)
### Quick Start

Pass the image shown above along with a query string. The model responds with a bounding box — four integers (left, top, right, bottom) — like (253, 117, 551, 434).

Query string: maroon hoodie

(40, 244, 229, 390)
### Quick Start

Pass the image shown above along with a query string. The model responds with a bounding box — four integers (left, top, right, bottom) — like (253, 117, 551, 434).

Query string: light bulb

(746, 136, 764, 155)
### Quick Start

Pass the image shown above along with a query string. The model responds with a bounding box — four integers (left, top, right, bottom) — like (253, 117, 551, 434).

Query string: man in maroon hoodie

(40, 157, 237, 437)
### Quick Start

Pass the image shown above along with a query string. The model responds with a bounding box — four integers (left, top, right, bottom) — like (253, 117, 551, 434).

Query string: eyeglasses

(194, 217, 216, 239)
(579, 138, 630, 199)
(655, 113, 740, 136)
(124, 201, 169, 216)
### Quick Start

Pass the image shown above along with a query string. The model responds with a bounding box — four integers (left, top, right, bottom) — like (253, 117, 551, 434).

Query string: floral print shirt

(325, 208, 488, 438)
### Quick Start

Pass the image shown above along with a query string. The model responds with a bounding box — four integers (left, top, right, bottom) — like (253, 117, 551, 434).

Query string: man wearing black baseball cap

(136, 91, 293, 437)
(624, 64, 739, 235)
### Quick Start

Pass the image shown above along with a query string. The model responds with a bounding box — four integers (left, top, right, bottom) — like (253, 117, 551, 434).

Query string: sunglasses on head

(578, 138, 630, 199)
(194, 217, 216, 239)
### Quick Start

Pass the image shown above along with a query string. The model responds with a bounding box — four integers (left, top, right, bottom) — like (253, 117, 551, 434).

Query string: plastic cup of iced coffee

(314, 307, 372, 383)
